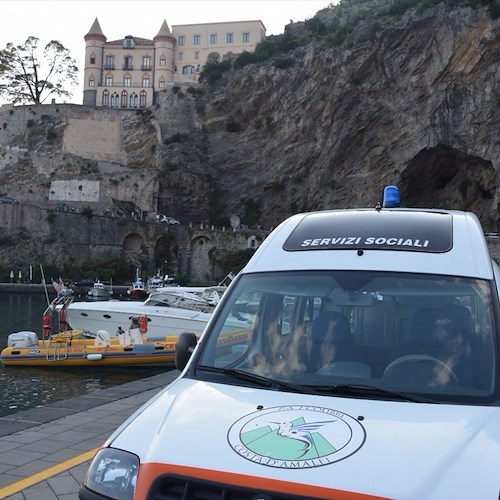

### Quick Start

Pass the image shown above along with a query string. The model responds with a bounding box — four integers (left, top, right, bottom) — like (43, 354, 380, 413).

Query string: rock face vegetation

(1, 0, 500, 237)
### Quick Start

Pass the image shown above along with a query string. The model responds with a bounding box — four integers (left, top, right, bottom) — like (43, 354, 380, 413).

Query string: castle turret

(153, 20, 176, 97)
(83, 18, 107, 106)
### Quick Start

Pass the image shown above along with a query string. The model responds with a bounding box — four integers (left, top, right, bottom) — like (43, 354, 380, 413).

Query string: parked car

(0, 195, 18, 204)
(157, 214, 180, 225)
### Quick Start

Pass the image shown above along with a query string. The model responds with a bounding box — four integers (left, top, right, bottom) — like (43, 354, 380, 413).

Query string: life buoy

(42, 313, 52, 337)
(59, 310, 68, 331)
(139, 314, 148, 334)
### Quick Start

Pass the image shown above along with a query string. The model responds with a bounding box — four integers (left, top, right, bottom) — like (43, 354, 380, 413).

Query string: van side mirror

(175, 332, 197, 371)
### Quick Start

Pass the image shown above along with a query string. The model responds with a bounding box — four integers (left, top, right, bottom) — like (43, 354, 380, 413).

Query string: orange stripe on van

(135, 462, 390, 499)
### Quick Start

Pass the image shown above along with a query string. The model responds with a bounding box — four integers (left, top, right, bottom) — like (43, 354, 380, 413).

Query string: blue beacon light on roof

(382, 185, 400, 208)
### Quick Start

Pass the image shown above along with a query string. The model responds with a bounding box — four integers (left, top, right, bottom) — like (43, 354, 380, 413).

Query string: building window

(90, 55, 96, 64)
(210, 34, 217, 44)
(226, 33, 234, 43)
(124, 56, 133, 70)
(140, 90, 147, 108)
(159, 80, 165, 89)
(142, 77, 150, 87)
(105, 76, 113, 86)
(124, 77, 131, 87)
(142, 56, 151, 70)
(124, 38, 134, 48)
(178, 52, 183, 61)
(111, 92, 119, 107)
(194, 51, 199, 60)
(89, 78, 95, 87)
(121, 90, 128, 107)
(182, 65, 195, 74)
(243, 32, 250, 43)
(129, 93, 138, 108)
(104, 55, 114, 70)
(194, 35, 201, 45)
(178, 35, 185, 46)
(159, 57, 166, 66)
(102, 90, 109, 107)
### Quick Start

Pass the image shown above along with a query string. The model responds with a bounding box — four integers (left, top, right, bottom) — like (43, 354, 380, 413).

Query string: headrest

(311, 311, 351, 343)
(409, 308, 450, 343)
(441, 304, 473, 333)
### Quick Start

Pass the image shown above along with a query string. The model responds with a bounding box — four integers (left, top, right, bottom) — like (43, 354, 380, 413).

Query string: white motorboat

(65, 286, 238, 341)
(87, 280, 113, 298)
(152, 285, 226, 312)
(146, 276, 166, 293)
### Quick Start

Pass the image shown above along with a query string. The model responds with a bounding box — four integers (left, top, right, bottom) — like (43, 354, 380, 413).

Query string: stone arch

(154, 235, 179, 279)
(222, 51, 235, 62)
(247, 236, 258, 249)
(190, 235, 214, 283)
(399, 145, 497, 230)
(122, 232, 147, 267)
(206, 52, 221, 63)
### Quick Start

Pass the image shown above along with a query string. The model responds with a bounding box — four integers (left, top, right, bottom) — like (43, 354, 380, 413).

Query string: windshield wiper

(198, 365, 320, 395)
(312, 383, 436, 403)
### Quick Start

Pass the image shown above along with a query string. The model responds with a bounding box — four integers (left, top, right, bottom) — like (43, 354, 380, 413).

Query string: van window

(197, 271, 498, 403)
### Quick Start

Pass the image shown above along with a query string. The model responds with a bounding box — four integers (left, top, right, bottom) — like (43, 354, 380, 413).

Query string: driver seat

(385, 307, 469, 386)
(309, 311, 364, 371)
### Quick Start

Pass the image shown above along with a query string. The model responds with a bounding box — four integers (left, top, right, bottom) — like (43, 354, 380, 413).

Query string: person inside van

(386, 307, 471, 387)
(308, 311, 364, 372)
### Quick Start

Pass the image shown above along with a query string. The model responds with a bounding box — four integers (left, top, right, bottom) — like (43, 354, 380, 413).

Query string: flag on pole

(52, 278, 63, 294)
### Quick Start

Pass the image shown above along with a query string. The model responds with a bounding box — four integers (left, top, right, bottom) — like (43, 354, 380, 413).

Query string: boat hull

(128, 290, 148, 300)
(66, 301, 212, 340)
(0, 336, 176, 367)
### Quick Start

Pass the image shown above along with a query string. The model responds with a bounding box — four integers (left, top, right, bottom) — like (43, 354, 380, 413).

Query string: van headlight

(83, 448, 139, 500)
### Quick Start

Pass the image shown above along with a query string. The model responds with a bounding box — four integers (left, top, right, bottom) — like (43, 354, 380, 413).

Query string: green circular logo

(228, 405, 365, 469)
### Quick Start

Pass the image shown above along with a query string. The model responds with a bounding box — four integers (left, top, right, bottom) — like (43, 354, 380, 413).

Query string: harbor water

(0, 293, 171, 418)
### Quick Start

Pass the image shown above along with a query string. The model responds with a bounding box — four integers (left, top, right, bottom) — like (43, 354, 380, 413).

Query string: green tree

(0, 36, 78, 105)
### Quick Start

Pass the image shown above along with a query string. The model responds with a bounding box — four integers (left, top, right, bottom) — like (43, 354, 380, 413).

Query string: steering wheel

(383, 354, 459, 386)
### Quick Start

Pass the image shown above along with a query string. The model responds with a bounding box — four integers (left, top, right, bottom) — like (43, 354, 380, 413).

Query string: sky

(0, 0, 331, 105)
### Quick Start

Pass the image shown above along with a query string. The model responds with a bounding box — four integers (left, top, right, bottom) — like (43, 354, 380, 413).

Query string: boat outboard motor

(94, 330, 111, 346)
(8, 331, 39, 348)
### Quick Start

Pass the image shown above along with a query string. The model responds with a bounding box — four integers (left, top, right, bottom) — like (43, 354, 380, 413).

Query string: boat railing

(45, 342, 69, 361)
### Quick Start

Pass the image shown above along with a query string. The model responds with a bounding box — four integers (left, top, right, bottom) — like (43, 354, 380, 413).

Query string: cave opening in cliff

(399, 144, 496, 229)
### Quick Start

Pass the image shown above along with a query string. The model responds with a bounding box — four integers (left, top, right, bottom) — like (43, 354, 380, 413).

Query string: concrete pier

(0, 369, 180, 499)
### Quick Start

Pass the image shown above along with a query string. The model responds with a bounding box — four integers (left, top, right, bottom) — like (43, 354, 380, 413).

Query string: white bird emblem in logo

(271, 419, 337, 457)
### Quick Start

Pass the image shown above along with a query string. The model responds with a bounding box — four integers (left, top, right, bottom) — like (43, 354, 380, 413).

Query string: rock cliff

(1, 0, 500, 233)
(198, 1, 500, 230)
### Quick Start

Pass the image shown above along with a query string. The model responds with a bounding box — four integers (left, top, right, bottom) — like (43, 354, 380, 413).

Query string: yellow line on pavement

(0, 447, 99, 498)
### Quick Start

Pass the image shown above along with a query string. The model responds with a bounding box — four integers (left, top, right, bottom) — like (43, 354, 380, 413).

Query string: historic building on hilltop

(83, 18, 266, 108)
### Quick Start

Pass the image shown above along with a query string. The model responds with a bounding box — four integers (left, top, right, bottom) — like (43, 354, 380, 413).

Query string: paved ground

(0, 369, 180, 499)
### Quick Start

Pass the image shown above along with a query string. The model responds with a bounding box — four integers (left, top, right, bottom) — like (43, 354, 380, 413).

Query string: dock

(0, 283, 132, 297)
(0, 369, 180, 499)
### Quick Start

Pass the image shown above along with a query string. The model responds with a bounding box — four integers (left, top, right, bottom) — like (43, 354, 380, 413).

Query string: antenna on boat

(39, 264, 50, 307)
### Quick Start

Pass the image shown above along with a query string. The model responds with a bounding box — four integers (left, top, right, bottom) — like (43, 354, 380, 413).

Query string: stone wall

(0, 203, 266, 282)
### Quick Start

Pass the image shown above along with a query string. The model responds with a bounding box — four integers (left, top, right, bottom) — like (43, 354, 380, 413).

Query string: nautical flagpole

(40, 264, 50, 306)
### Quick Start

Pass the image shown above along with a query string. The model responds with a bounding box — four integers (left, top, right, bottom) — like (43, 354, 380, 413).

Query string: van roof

(244, 208, 493, 279)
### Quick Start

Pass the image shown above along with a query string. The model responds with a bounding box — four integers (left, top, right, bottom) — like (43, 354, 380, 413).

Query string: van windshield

(197, 271, 499, 403)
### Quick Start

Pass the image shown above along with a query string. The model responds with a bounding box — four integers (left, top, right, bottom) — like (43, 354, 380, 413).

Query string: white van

(80, 187, 500, 499)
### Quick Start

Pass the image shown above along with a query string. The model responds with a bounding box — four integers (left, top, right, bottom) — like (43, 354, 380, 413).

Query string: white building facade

(83, 18, 266, 108)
